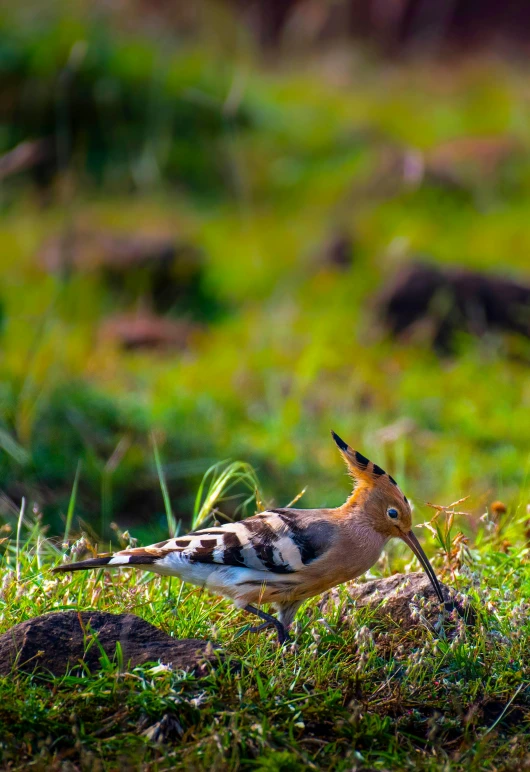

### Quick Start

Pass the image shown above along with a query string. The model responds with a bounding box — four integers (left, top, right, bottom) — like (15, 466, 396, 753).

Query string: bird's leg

(243, 604, 290, 645)
(277, 601, 302, 630)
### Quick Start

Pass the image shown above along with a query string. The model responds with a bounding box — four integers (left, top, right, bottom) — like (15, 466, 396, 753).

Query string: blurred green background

(1, 0, 530, 546)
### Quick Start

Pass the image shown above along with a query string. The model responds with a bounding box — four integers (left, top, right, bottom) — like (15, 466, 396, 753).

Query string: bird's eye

(387, 507, 399, 519)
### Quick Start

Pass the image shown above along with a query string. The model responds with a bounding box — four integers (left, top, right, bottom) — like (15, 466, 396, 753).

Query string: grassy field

(2, 3, 530, 768)
(0, 481, 529, 770)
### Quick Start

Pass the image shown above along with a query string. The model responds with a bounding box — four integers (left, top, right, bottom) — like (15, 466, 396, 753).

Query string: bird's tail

(52, 557, 115, 573)
(52, 553, 157, 573)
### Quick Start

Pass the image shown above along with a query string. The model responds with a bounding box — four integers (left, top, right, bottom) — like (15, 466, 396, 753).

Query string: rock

(427, 136, 519, 182)
(377, 261, 530, 353)
(38, 229, 205, 314)
(319, 232, 354, 270)
(99, 312, 198, 351)
(353, 134, 520, 206)
(39, 230, 185, 273)
(345, 572, 471, 629)
(0, 611, 222, 678)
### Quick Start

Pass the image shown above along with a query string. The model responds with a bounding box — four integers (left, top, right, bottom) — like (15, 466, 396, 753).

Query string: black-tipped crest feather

(331, 429, 402, 488)
(330, 430, 348, 452)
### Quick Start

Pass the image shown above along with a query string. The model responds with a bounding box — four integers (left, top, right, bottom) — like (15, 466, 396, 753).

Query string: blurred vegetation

(0, 9, 252, 197)
(1, 1, 530, 554)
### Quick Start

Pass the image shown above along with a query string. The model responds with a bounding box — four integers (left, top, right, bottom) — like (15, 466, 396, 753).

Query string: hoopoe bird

(53, 431, 446, 644)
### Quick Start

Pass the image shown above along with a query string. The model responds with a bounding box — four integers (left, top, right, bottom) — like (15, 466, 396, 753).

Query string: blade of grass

(101, 436, 131, 538)
(192, 460, 261, 530)
(151, 432, 177, 537)
(15, 497, 25, 582)
(63, 459, 82, 546)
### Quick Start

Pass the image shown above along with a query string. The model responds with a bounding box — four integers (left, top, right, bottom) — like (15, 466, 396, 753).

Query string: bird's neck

(343, 485, 372, 517)
(340, 487, 388, 533)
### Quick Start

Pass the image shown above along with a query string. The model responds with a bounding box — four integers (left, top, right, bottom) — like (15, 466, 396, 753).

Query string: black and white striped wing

(113, 508, 334, 575)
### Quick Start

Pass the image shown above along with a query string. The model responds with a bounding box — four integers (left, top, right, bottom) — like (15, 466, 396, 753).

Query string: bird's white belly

(147, 551, 301, 606)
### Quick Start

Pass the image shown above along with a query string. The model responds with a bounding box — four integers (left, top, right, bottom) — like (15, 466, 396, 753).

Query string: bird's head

(331, 430, 445, 604)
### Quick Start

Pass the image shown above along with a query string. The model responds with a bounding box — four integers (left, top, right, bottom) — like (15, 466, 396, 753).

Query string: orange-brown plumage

(53, 430, 445, 644)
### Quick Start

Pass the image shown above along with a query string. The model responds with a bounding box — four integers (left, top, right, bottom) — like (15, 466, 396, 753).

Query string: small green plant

(419, 496, 472, 577)
(192, 460, 262, 530)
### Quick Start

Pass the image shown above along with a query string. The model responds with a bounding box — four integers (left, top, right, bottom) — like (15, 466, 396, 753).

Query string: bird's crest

(331, 430, 406, 499)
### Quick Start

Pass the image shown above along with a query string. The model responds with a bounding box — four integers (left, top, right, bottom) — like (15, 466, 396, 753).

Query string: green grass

(0, 479, 529, 770)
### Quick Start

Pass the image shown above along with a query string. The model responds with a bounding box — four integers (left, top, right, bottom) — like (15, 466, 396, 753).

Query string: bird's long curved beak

(401, 529, 445, 604)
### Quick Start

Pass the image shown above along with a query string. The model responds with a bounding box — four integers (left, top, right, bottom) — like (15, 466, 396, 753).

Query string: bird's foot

(276, 626, 291, 646)
(243, 604, 290, 646)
